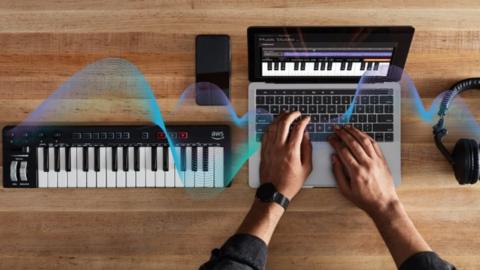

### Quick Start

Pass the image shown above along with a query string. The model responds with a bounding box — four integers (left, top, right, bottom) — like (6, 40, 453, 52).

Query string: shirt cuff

(216, 233, 268, 270)
(399, 251, 456, 270)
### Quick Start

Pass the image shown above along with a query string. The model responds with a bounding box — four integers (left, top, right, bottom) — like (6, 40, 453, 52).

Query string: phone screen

(195, 35, 230, 105)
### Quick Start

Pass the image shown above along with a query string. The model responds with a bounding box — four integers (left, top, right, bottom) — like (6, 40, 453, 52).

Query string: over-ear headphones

(433, 78, 480, 185)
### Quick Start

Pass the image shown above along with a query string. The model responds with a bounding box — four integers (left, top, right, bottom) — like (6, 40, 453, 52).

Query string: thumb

(301, 132, 313, 172)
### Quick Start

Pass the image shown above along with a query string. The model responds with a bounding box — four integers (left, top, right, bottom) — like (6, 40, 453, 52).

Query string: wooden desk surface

(0, 1, 479, 269)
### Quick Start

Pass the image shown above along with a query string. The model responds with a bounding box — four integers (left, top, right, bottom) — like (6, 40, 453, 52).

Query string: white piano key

(116, 147, 126, 188)
(126, 147, 136, 187)
(76, 147, 87, 188)
(185, 146, 195, 188)
(136, 147, 146, 187)
(145, 147, 155, 187)
(214, 147, 224, 188)
(204, 147, 214, 187)
(165, 148, 175, 187)
(87, 147, 96, 188)
(106, 147, 116, 188)
(174, 147, 184, 187)
(305, 62, 314, 76)
(58, 147, 68, 188)
(47, 147, 57, 188)
(37, 147, 48, 188)
(155, 146, 165, 187)
(194, 146, 204, 187)
(67, 147, 77, 188)
(96, 147, 107, 188)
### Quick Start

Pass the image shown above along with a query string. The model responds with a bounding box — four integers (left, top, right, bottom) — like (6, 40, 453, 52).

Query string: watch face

(257, 183, 276, 202)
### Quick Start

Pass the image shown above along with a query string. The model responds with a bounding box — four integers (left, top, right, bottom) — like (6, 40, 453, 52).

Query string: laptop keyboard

(255, 88, 395, 142)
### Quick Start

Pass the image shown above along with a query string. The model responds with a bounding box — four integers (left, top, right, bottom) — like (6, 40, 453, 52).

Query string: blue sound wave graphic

(16, 58, 479, 194)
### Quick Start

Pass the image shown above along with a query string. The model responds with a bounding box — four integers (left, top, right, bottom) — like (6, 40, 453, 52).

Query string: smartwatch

(255, 183, 290, 210)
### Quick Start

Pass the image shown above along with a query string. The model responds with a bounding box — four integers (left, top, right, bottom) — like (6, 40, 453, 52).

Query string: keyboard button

(366, 105, 374, 113)
(361, 96, 369, 104)
(370, 96, 379, 104)
(375, 133, 384, 142)
(350, 114, 358, 123)
(320, 115, 329, 123)
(294, 96, 302, 104)
(308, 105, 317, 114)
(256, 96, 265, 104)
(311, 115, 319, 122)
(364, 124, 372, 132)
(375, 105, 384, 113)
(275, 96, 283, 104)
(256, 105, 269, 113)
(314, 96, 322, 104)
(385, 105, 393, 113)
(368, 115, 376, 123)
(355, 105, 365, 113)
(373, 124, 394, 132)
(333, 96, 340, 104)
(289, 105, 298, 112)
(353, 124, 362, 130)
(327, 105, 336, 113)
(380, 96, 393, 104)
(316, 124, 325, 132)
(337, 105, 346, 113)
(323, 96, 331, 104)
(300, 105, 308, 114)
(270, 105, 279, 114)
(385, 133, 394, 141)
(318, 105, 326, 113)
(325, 124, 334, 132)
(304, 96, 312, 104)
(280, 105, 289, 112)
(307, 124, 314, 132)
(341, 96, 350, 104)
(285, 96, 293, 104)
(378, 114, 393, 123)
(358, 114, 367, 122)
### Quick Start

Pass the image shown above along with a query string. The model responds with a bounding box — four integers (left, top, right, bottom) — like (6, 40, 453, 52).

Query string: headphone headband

(432, 78, 480, 164)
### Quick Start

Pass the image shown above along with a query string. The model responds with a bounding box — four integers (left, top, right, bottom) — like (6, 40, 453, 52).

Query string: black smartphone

(195, 35, 230, 106)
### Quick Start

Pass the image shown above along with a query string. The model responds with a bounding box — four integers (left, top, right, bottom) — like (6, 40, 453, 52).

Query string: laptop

(248, 26, 414, 187)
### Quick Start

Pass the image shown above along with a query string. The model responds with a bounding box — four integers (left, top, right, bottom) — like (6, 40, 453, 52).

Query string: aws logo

(211, 131, 225, 140)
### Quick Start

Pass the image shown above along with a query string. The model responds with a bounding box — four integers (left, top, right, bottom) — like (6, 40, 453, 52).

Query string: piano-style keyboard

(3, 125, 230, 188)
(262, 61, 390, 77)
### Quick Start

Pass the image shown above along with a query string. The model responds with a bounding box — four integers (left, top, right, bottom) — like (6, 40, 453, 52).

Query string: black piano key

(180, 147, 186, 171)
(314, 62, 319, 70)
(274, 62, 279, 70)
(66, 147, 71, 172)
(112, 147, 118, 172)
(83, 147, 88, 172)
(320, 61, 326, 70)
(151, 146, 157, 171)
(367, 62, 373, 70)
(300, 62, 306, 70)
(192, 146, 198, 172)
(267, 62, 272, 70)
(43, 147, 49, 172)
(347, 62, 353, 70)
(123, 146, 129, 171)
(94, 146, 100, 172)
(163, 146, 169, 171)
(340, 62, 346, 70)
(327, 62, 333, 70)
(294, 62, 299, 70)
(134, 146, 140, 172)
(360, 62, 366, 70)
(281, 62, 286, 70)
(203, 146, 209, 171)
(54, 147, 60, 172)
(373, 62, 380, 70)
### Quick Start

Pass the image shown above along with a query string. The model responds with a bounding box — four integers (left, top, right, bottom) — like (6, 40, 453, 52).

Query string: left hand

(259, 112, 313, 200)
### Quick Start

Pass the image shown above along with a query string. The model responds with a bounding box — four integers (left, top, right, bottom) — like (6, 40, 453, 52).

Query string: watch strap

(273, 191, 289, 210)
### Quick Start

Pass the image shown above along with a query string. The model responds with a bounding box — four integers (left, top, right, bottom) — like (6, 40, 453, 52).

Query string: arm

(200, 112, 312, 270)
(329, 126, 455, 269)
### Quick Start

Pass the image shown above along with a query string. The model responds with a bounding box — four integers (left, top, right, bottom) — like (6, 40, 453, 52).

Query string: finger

(331, 154, 350, 196)
(277, 111, 301, 144)
(344, 126, 376, 157)
(328, 135, 359, 172)
(301, 132, 313, 170)
(371, 138, 385, 159)
(289, 116, 310, 149)
(335, 127, 370, 164)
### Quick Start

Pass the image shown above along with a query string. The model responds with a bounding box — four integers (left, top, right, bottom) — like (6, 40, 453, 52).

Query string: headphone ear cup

(451, 139, 479, 184)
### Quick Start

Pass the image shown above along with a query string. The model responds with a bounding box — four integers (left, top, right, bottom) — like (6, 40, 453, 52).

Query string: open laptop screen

(248, 26, 414, 83)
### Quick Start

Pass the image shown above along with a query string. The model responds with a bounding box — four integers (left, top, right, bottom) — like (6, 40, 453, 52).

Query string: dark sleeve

(199, 233, 268, 270)
(399, 252, 456, 270)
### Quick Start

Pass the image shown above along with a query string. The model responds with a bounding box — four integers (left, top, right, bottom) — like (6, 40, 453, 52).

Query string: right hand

(328, 126, 399, 217)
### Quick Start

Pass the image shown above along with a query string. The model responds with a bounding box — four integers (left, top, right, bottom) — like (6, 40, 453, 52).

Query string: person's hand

(328, 126, 399, 217)
(260, 112, 313, 200)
